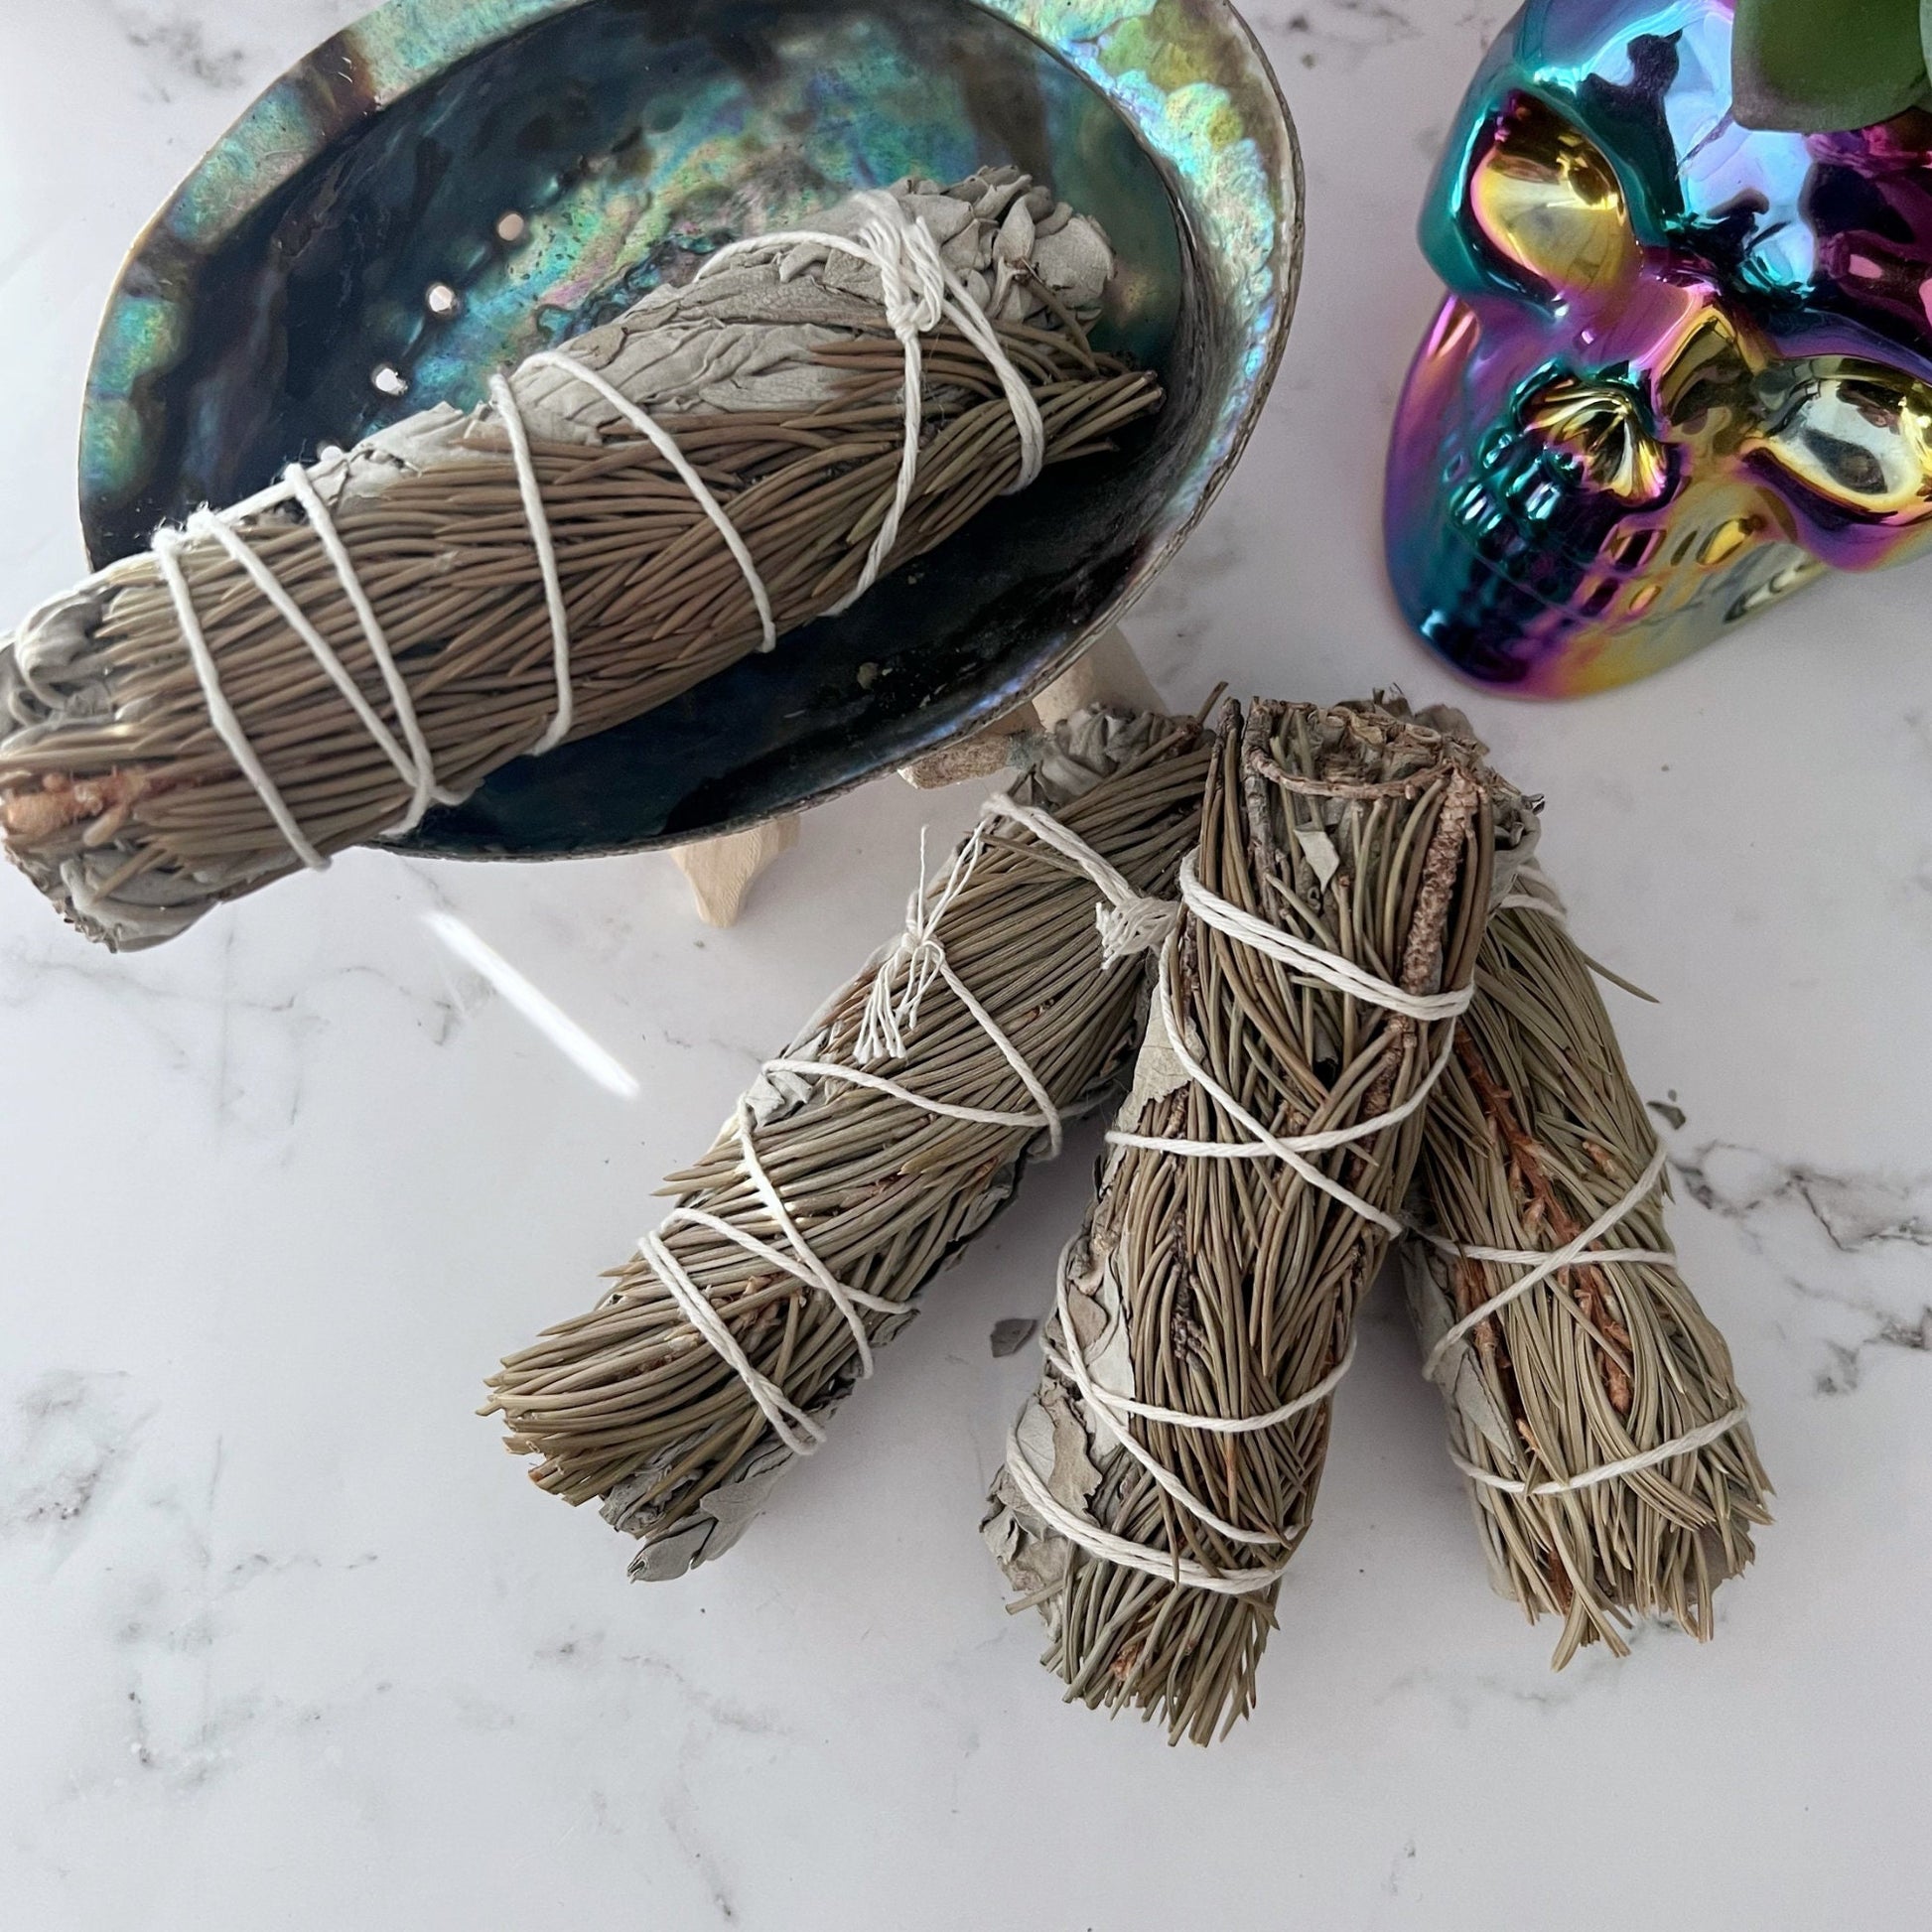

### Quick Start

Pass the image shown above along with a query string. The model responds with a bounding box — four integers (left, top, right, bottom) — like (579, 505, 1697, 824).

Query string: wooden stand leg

(671, 816, 801, 928)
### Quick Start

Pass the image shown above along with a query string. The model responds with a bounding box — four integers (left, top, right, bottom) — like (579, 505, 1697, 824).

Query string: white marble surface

(2, 3, 1929, 1927)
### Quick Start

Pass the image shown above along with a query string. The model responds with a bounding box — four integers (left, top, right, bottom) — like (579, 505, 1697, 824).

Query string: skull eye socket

(1754, 359, 1932, 517)
(1466, 93, 1638, 299)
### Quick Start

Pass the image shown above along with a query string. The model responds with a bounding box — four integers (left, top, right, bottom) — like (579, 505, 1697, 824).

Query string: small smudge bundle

(1402, 859, 1770, 1666)
(486, 704, 1210, 1581)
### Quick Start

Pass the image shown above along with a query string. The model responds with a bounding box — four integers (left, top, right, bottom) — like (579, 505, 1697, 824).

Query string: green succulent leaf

(1732, 0, 1930, 132)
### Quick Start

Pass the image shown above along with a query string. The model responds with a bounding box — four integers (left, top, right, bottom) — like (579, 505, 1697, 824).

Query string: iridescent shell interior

(81, 0, 1298, 857)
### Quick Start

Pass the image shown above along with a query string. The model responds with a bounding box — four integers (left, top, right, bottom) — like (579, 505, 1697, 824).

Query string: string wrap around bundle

(1004, 849, 1477, 1596)
(989, 703, 1523, 1728)
(148, 524, 326, 875)
(1105, 855, 1472, 1233)
(140, 347, 780, 874)
(1003, 1267, 1361, 1593)
(635, 1101, 906, 1458)
(145, 455, 475, 871)
(626, 785, 1181, 1446)
(484, 706, 1217, 1581)
(699, 189, 1047, 607)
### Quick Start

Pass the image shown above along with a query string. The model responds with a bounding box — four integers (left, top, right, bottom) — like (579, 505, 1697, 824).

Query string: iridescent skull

(1386, 0, 1932, 694)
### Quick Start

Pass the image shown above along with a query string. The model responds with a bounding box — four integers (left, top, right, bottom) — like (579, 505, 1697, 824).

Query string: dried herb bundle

(1402, 862, 1771, 1666)
(486, 704, 1212, 1581)
(984, 700, 1524, 1743)
(0, 170, 1158, 949)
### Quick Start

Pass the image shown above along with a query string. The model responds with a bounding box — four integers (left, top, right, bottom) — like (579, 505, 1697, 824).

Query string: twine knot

(695, 184, 1047, 621)
(980, 792, 1178, 972)
(857, 826, 983, 1065)
(1096, 892, 1179, 967)
(853, 191, 948, 338)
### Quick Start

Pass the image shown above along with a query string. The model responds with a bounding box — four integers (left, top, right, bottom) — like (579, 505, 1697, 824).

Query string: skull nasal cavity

(1524, 376, 1669, 503)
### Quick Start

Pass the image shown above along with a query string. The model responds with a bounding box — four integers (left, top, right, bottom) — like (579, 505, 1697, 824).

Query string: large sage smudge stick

(1402, 853, 1770, 1667)
(0, 169, 1158, 949)
(486, 704, 1212, 1582)
(983, 701, 1531, 1744)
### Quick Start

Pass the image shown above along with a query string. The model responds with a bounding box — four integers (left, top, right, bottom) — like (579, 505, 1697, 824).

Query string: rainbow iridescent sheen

(77, 0, 1300, 857)
(1386, 0, 1932, 695)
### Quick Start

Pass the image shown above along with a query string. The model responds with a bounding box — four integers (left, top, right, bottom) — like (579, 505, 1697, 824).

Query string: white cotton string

(1424, 1234, 1677, 1274)
(1181, 855, 1476, 1024)
(852, 789, 1178, 1108)
(151, 528, 329, 872)
(1106, 930, 1436, 1235)
(723, 1099, 901, 1378)
(1008, 838, 1464, 1585)
(981, 793, 1178, 966)
(1418, 1143, 1671, 1383)
(147, 347, 747, 859)
(647, 790, 1155, 1446)
(835, 789, 1183, 1163)
(856, 823, 986, 1064)
(1109, 1021, 1457, 1170)
(631, 1227, 826, 1457)
(134, 195, 1029, 865)
(487, 373, 578, 755)
(637, 788, 1148, 1449)
(850, 793, 1175, 1080)
(697, 191, 1046, 610)
(651, 795, 1243, 1488)
(517, 350, 776, 653)
(839, 198, 942, 609)
(1415, 876, 1725, 1499)
(793, 917, 1064, 1158)
(1450, 1407, 1751, 1498)
(1036, 1241, 1358, 1554)
(278, 461, 460, 833)
(1000, 1428, 1291, 1597)
(1018, 1053, 1372, 1577)
(761, 1056, 1055, 1136)
(1047, 1322, 1358, 1440)
(1103, 853, 1478, 1226)
(187, 508, 447, 841)
(1414, 1143, 1748, 1497)
(655, 1199, 903, 1372)
(628, 1098, 908, 1451)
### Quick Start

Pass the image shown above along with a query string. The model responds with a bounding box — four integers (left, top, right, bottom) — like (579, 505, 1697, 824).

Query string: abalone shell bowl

(81, 0, 1300, 857)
